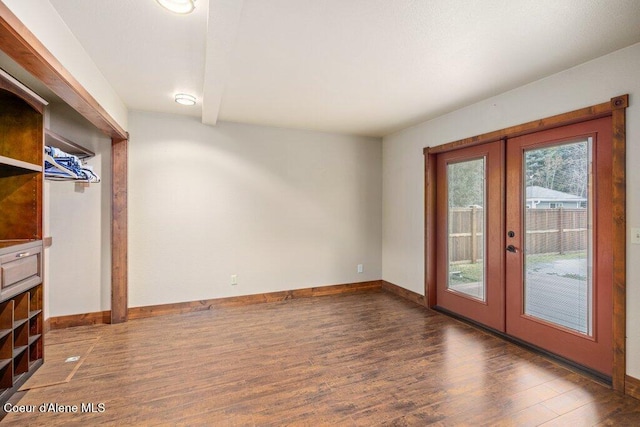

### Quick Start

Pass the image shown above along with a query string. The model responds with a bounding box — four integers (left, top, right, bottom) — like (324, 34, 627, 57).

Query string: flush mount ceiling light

(156, 0, 196, 14)
(175, 93, 196, 106)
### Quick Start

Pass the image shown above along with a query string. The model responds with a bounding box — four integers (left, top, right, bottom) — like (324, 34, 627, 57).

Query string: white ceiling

(50, 0, 640, 137)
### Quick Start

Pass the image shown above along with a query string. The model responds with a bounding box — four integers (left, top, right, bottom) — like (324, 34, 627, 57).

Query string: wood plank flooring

(2, 291, 640, 426)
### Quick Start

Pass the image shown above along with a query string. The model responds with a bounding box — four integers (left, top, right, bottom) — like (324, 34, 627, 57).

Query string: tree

(525, 141, 589, 197)
(448, 158, 484, 208)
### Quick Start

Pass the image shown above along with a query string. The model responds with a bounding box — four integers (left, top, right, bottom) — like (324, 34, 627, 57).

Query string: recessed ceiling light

(175, 93, 196, 106)
(156, 0, 196, 14)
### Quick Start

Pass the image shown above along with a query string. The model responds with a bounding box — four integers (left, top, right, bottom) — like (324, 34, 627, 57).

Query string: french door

(435, 117, 613, 376)
(435, 141, 505, 331)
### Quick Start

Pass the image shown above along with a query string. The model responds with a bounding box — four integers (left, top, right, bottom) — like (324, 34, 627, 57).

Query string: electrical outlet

(632, 228, 640, 245)
(231, 274, 238, 285)
(357, 264, 363, 273)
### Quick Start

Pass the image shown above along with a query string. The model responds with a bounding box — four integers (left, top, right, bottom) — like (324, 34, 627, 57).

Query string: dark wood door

(436, 140, 505, 331)
(505, 117, 613, 376)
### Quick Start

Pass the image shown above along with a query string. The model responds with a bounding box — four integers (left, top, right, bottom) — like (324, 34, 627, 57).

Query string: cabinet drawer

(0, 245, 42, 295)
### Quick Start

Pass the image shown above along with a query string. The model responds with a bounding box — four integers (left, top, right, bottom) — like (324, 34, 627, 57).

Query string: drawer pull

(15, 252, 30, 258)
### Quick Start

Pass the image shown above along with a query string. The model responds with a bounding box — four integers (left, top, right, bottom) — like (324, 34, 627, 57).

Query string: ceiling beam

(201, 0, 245, 126)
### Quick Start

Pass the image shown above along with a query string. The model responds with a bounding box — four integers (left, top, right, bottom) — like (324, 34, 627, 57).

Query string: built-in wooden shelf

(0, 155, 42, 173)
(0, 240, 39, 251)
(45, 129, 94, 160)
(0, 68, 45, 406)
(28, 335, 40, 346)
(12, 319, 27, 329)
(12, 346, 26, 359)
(0, 276, 43, 395)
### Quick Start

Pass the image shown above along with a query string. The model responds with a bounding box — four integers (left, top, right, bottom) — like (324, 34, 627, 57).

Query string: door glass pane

(447, 158, 486, 301)
(523, 139, 593, 335)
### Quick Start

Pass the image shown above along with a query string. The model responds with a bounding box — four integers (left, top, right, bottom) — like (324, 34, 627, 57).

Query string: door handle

(506, 245, 517, 253)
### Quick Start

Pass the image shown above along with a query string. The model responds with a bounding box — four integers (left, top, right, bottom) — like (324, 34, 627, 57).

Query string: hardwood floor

(2, 291, 639, 426)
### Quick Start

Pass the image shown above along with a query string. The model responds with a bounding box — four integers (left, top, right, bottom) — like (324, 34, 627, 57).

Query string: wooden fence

(449, 207, 587, 263)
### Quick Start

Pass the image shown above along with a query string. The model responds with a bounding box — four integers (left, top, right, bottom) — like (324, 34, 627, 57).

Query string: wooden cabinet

(0, 285, 43, 391)
(0, 70, 44, 248)
(0, 70, 45, 403)
(0, 242, 43, 301)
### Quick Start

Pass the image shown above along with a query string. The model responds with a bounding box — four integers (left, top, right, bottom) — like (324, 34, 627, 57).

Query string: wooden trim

(44, 281, 384, 328)
(625, 375, 640, 401)
(424, 149, 437, 307)
(611, 94, 628, 392)
(128, 281, 382, 320)
(43, 317, 50, 334)
(0, 3, 126, 139)
(111, 137, 128, 324)
(381, 281, 425, 306)
(428, 100, 613, 155)
(40, 281, 437, 328)
(47, 311, 111, 330)
(424, 95, 628, 391)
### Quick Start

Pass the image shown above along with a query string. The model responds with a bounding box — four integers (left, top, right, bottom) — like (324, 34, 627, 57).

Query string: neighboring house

(526, 185, 587, 209)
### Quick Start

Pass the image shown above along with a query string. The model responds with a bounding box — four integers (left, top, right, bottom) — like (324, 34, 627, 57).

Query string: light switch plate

(631, 228, 640, 244)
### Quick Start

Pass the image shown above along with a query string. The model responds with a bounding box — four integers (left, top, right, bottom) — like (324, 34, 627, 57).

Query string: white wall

(45, 103, 112, 317)
(128, 111, 382, 307)
(1, 0, 128, 131)
(382, 42, 640, 377)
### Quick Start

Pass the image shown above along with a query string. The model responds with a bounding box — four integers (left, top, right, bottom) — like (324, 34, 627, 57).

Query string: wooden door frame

(111, 137, 128, 323)
(0, 4, 129, 324)
(424, 95, 628, 392)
